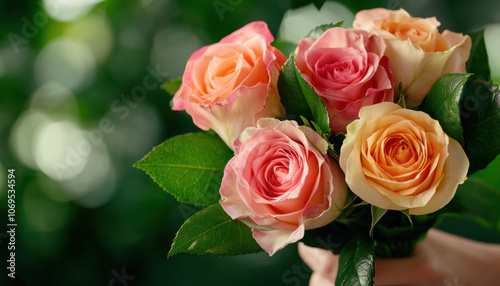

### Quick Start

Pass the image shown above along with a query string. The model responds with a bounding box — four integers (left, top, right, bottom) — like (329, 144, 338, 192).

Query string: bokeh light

(9, 110, 53, 169)
(29, 82, 78, 115)
(485, 23, 500, 82)
(151, 26, 203, 77)
(2, 1, 500, 285)
(43, 0, 105, 22)
(34, 38, 96, 91)
(278, 2, 354, 43)
(34, 120, 90, 181)
(62, 12, 114, 63)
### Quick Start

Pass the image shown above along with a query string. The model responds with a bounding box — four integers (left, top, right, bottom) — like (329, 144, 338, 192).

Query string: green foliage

(336, 236, 375, 286)
(134, 132, 233, 206)
(168, 204, 262, 257)
(370, 206, 387, 237)
(278, 54, 331, 136)
(161, 77, 182, 96)
(373, 212, 437, 258)
(306, 21, 344, 38)
(466, 29, 490, 81)
(419, 73, 472, 146)
(460, 79, 500, 174)
(420, 74, 500, 175)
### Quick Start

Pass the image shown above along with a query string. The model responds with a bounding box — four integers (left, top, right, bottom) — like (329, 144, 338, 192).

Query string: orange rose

(172, 22, 286, 149)
(339, 103, 468, 214)
(354, 8, 471, 108)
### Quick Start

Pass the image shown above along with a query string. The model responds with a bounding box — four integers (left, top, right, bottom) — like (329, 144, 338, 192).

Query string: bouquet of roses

(135, 5, 499, 286)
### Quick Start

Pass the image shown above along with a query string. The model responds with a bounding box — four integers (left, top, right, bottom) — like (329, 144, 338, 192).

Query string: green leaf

(396, 82, 406, 109)
(331, 133, 345, 156)
(370, 206, 388, 237)
(272, 39, 297, 57)
(278, 56, 314, 121)
(399, 209, 413, 230)
(278, 54, 331, 136)
(161, 77, 182, 96)
(460, 79, 500, 174)
(420, 74, 500, 174)
(450, 177, 500, 227)
(372, 211, 437, 258)
(419, 73, 472, 146)
(294, 68, 330, 136)
(134, 132, 233, 206)
(168, 204, 262, 257)
(336, 236, 375, 286)
(466, 29, 490, 81)
(306, 21, 344, 38)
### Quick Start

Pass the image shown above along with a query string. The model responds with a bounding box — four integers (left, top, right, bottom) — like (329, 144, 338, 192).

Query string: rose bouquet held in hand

(135, 5, 500, 286)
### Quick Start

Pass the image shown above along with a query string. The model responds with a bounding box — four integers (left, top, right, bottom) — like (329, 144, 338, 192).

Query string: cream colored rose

(339, 103, 468, 215)
(354, 8, 471, 108)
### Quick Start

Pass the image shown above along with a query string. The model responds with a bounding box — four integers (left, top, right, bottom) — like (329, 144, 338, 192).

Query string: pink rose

(295, 27, 394, 134)
(354, 8, 472, 108)
(172, 22, 286, 149)
(220, 118, 347, 255)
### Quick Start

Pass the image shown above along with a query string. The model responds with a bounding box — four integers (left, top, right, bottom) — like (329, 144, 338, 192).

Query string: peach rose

(339, 103, 468, 215)
(220, 118, 347, 255)
(354, 8, 471, 108)
(295, 27, 394, 135)
(172, 22, 286, 148)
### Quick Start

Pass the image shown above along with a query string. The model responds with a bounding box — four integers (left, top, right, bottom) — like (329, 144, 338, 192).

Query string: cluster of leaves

(134, 18, 500, 286)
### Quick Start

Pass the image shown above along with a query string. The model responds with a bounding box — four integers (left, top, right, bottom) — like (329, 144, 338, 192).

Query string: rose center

(386, 138, 413, 164)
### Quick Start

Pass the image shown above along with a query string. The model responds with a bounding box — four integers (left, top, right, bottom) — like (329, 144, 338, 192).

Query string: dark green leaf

(306, 21, 344, 38)
(419, 73, 472, 146)
(372, 211, 437, 258)
(399, 209, 413, 230)
(370, 206, 388, 237)
(161, 77, 182, 96)
(336, 236, 375, 286)
(134, 132, 233, 206)
(460, 79, 500, 174)
(168, 204, 262, 257)
(466, 29, 490, 81)
(278, 55, 331, 136)
(278, 56, 314, 122)
(331, 133, 345, 155)
(293, 57, 330, 136)
(272, 39, 297, 57)
(301, 221, 353, 255)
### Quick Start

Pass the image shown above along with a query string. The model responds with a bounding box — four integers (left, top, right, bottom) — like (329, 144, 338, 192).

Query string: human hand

(298, 229, 500, 285)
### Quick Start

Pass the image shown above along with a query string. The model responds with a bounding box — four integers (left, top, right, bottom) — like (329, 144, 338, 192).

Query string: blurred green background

(0, 0, 499, 285)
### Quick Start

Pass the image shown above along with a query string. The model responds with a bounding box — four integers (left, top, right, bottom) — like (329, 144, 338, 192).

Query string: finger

(298, 242, 339, 285)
